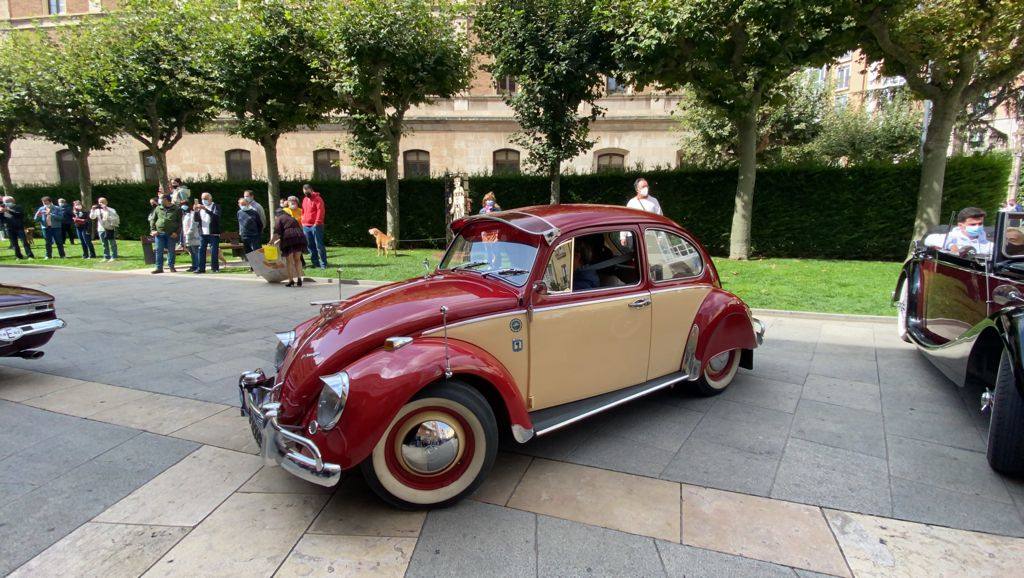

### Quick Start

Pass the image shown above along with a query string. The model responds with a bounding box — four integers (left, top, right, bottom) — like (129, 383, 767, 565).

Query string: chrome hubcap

(981, 389, 994, 414)
(400, 420, 460, 475)
(707, 352, 731, 374)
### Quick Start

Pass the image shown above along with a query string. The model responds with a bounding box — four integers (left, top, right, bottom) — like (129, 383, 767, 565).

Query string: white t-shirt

(627, 195, 662, 215)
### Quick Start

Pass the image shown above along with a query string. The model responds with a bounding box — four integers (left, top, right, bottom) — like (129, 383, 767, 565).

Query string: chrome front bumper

(239, 371, 342, 487)
(751, 317, 766, 346)
(0, 318, 66, 344)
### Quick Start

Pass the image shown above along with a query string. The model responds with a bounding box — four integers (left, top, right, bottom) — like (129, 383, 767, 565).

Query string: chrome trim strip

(535, 373, 689, 437)
(751, 317, 765, 346)
(0, 303, 54, 322)
(0, 318, 66, 343)
(533, 291, 651, 313)
(649, 284, 713, 295)
(422, 309, 527, 335)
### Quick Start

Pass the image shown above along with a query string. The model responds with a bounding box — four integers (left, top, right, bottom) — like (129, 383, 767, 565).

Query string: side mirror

(993, 284, 1024, 307)
(532, 281, 548, 297)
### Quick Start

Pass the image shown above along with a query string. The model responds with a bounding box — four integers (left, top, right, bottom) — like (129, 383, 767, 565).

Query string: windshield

(440, 222, 540, 286)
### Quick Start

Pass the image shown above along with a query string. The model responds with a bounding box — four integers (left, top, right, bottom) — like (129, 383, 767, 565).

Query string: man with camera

(0, 196, 35, 259)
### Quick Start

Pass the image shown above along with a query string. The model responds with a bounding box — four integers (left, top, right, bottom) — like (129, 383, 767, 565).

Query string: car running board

(528, 371, 690, 438)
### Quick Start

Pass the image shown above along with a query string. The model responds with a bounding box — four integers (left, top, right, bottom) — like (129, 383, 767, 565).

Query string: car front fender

(692, 289, 759, 370)
(992, 308, 1024, 398)
(305, 337, 531, 470)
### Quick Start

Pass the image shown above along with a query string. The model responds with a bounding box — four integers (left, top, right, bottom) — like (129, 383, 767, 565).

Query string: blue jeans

(198, 234, 220, 272)
(9, 229, 33, 258)
(76, 228, 96, 258)
(43, 227, 66, 258)
(99, 230, 118, 259)
(303, 225, 327, 268)
(154, 233, 176, 270)
(187, 245, 200, 271)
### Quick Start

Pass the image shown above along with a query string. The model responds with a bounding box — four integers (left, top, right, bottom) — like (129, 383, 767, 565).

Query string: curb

(752, 308, 895, 324)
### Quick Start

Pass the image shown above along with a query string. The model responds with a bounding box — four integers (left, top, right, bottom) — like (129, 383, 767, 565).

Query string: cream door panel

(647, 286, 713, 379)
(529, 293, 652, 410)
(425, 312, 530, 400)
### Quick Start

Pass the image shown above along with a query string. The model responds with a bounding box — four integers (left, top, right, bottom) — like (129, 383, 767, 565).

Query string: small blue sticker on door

(509, 318, 522, 333)
(512, 339, 523, 352)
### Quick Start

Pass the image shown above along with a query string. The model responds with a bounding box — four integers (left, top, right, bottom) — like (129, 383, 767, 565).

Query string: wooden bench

(218, 232, 246, 260)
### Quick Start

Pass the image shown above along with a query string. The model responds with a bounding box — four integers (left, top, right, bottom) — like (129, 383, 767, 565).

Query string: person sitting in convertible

(944, 207, 992, 256)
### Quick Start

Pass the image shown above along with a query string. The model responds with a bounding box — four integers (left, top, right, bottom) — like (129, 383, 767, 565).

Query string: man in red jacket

(301, 184, 327, 269)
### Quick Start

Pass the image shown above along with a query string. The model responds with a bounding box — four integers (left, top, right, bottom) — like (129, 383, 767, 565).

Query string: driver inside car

(944, 207, 993, 257)
(572, 242, 600, 290)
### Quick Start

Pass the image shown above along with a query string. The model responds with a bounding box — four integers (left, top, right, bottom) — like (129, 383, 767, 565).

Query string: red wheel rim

(705, 350, 736, 381)
(383, 405, 476, 491)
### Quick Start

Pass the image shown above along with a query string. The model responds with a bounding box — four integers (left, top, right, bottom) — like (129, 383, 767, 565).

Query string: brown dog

(369, 228, 395, 257)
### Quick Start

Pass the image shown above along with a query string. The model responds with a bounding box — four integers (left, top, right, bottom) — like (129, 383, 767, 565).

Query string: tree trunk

(1011, 121, 1024, 201)
(0, 140, 14, 194)
(262, 134, 281, 235)
(950, 127, 965, 156)
(385, 140, 400, 245)
(729, 105, 759, 260)
(154, 147, 171, 198)
(913, 96, 960, 241)
(549, 163, 560, 205)
(74, 149, 93, 208)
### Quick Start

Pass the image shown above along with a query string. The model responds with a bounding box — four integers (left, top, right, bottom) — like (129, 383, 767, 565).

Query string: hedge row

(8, 153, 1010, 260)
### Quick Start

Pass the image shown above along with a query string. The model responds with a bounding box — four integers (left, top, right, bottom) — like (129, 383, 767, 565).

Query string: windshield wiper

(452, 261, 489, 271)
(482, 267, 530, 281)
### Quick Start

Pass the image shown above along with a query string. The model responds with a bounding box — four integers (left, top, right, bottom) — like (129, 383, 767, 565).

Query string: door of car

(528, 228, 651, 410)
(642, 228, 713, 378)
(920, 250, 988, 343)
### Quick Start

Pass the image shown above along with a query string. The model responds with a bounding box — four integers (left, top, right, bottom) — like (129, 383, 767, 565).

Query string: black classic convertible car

(0, 284, 65, 359)
(895, 210, 1024, 475)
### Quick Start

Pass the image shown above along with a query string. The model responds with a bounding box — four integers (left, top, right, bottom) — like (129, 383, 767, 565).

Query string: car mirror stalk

(993, 284, 1024, 308)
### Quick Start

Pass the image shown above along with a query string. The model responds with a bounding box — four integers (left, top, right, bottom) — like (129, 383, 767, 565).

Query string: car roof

(454, 204, 683, 240)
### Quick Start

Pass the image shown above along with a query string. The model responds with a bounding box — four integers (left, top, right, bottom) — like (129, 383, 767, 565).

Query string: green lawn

(1, 239, 901, 315)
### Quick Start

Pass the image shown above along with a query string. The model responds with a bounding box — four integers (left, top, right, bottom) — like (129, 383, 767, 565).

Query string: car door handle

(628, 298, 652, 309)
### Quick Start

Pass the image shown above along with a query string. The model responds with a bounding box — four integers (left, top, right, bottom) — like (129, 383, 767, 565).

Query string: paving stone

(660, 437, 779, 497)
(681, 484, 850, 577)
(95, 445, 263, 527)
(801, 374, 881, 413)
(791, 399, 887, 458)
(169, 407, 259, 454)
(0, 399, 83, 460)
(309, 477, 426, 537)
(89, 392, 228, 435)
(0, 366, 84, 402)
(0, 417, 137, 487)
(590, 398, 704, 452)
(508, 458, 681, 542)
(276, 534, 417, 578)
(747, 356, 812, 386)
(8, 522, 189, 578)
(185, 356, 272, 383)
(771, 438, 892, 517)
(690, 400, 793, 458)
(239, 464, 336, 495)
(537, 516, 664, 578)
(887, 435, 1012, 503)
(826, 509, 1024, 578)
(21, 381, 152, 418)
(472, 452, 532, 506)
(876, 354, 948, 388)
(144, 492, 327, 578)
(407, 500, 535, 578)
(719, 374, 803, 413)
(657, 540, 797, 578)
(809, 353, 878, 385)
(890, 477, 1024, 537)
(517, 422, 594, 460)
(567, 431, 677, 478)
(0, 433, 198, 576)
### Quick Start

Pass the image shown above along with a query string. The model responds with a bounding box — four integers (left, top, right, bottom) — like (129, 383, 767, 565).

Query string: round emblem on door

(509, 318, 522, 333)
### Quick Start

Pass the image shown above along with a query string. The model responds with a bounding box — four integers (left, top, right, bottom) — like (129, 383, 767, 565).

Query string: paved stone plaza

(2, 266, 1024, 576)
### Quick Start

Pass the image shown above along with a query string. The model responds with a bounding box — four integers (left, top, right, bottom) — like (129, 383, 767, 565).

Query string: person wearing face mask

(237, 197, 264, 266)
(90, 198, 120, 261)
(479, 192, 502, 214)
(150, 195, 181, 273)
(944, 207, 993, 256)
(195, 192, 222, 273)
(34, 196, 67, 259)
(0, 196, 34, 259)
(626, 178, 662, 215)
(71, 200, 96, 259)
(243, 190, 266, 232)
(57, 198, 75, 245)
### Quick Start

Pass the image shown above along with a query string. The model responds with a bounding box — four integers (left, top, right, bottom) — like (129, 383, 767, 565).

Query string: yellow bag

(263, 244, 279, 261)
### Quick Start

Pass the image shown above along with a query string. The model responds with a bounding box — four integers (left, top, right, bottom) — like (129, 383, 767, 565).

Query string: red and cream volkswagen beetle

(240, 205, 764, 508)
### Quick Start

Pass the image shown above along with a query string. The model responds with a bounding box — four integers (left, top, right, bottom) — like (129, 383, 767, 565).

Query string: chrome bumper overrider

(239, 371, 341, 487)
(752, 317, 765, 346)
(0, 318, 66, 344)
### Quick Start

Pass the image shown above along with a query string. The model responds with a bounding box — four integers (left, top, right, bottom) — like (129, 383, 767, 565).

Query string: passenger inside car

(572, 242, 600, 290)
(944, 207, 993, 257)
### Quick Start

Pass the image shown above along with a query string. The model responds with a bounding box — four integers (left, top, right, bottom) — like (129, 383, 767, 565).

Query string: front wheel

(691, 349, 740, 397)
(362, 381, 498, 509)
(987, 348, 1024, 475)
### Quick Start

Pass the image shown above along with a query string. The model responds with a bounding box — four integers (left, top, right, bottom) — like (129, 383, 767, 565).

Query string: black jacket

(237, 207, 262, 238)
(199, 202, 221, 235)
(0, 203, 26, 234)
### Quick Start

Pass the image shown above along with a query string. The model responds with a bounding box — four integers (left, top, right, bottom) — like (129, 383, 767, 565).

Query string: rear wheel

(987, 348, 1024, 475)
(692, 349, 740, 397)
(362, 381, 498, 509)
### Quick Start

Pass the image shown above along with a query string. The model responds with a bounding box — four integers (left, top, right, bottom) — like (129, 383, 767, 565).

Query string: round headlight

(316, 371, 349, 431)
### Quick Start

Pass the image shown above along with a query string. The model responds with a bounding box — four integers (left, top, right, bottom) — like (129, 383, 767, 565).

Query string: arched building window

(225, 149, 252, 181)
(595, 151, 626, 173)
(140, 151, 159, 183)
(403, 150, 430, 178)
(493, 149, 521, 175)
(56, 150, 78, 185)
(313, 149, 341, 180)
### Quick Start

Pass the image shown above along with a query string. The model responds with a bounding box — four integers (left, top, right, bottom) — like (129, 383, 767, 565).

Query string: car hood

(277, 273, 521, 421)
(0, 285, 55, 308)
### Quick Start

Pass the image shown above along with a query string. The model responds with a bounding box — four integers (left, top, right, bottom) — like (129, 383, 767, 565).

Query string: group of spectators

(1, 195, 121, 261)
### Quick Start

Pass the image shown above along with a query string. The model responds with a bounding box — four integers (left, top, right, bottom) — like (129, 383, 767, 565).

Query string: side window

(645, 229, 704, 281)
(543, 240, 573, 293)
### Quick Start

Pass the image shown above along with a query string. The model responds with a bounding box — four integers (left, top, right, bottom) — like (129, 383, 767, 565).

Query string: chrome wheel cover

(707, 351, 731, 374)
(400, 420, 460, 475)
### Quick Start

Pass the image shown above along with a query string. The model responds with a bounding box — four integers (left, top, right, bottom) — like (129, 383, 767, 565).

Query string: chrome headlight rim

(274, 330, 296, 368)
(316, 371, 350, 431)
